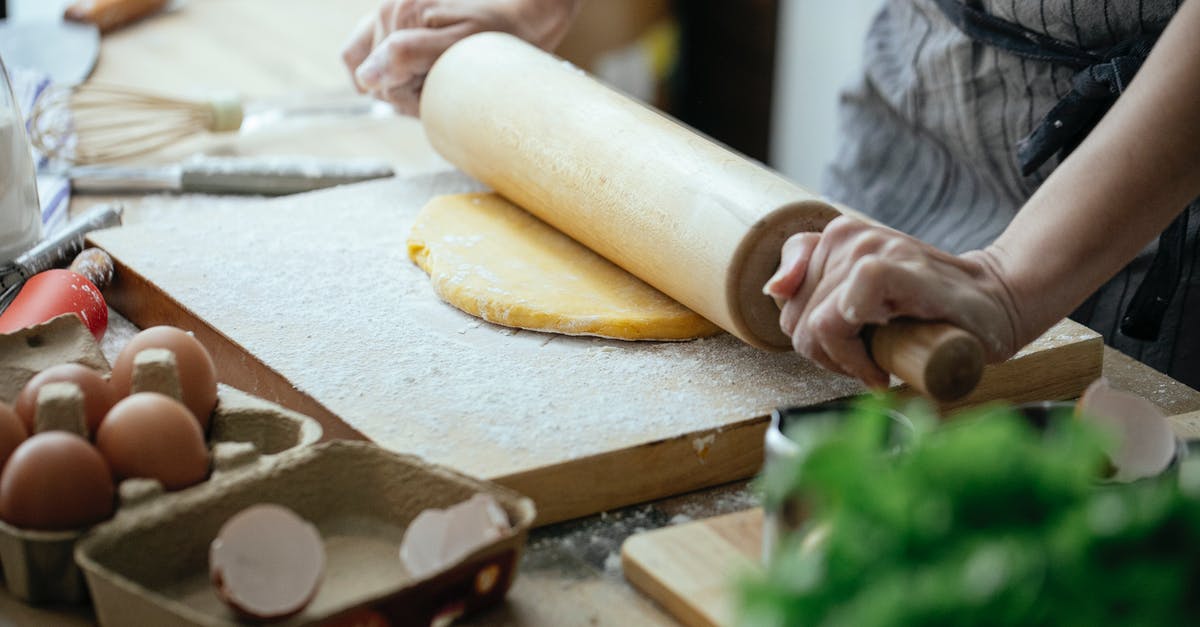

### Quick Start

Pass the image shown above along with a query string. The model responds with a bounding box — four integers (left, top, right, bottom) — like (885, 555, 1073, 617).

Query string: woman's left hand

(342, 0, 580, 115)
(764, 216, 1023, 388)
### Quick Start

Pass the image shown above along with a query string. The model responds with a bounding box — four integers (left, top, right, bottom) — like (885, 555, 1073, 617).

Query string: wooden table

(5, 2, 1199, 624)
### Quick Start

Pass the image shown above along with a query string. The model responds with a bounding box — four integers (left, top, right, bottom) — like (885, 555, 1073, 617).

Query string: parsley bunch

(742, 397, 1200, 627)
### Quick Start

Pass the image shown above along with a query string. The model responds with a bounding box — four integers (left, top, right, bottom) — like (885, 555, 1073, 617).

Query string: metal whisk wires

(26, 83, 243, 164)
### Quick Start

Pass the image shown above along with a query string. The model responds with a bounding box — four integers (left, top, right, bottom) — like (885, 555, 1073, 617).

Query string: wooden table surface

(5, 2, 1199, 625)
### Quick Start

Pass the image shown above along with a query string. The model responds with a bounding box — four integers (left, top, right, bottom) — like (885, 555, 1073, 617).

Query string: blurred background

(556, 0, 885, 192)
(3, 0, 886, 191)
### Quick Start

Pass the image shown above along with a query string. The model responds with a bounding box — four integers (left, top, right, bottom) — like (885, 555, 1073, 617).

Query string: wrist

(959, 247, 1030, 359)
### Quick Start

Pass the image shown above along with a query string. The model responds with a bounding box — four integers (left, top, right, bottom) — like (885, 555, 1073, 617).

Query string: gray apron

(824, 0, 1199, 388)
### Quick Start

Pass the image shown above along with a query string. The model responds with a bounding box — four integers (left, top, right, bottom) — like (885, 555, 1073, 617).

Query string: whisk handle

(208, 96, 244, 132)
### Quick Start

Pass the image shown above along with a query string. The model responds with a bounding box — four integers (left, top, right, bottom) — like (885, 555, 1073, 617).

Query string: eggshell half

(1077, 378, 1177, 482)
(210, 504, 325, 620)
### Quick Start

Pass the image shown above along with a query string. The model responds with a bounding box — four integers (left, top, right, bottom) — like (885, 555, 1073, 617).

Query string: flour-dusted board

(89, 172, 1103, 524)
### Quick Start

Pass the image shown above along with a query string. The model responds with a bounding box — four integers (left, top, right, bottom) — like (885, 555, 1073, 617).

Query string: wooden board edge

(493, 415, 772, 526)
(1170, 410, 1200, 440)
(94, 244, 368, 442)
(941, 330, 1104, 410)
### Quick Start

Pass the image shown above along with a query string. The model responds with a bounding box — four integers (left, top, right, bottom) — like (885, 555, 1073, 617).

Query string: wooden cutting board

(622, 509, 763, 627)
(88, 171, 1104, 524)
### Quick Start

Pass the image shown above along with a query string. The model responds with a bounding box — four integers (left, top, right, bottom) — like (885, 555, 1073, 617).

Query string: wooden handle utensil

(420, 33, 984, 401)
(64, 0, 167, 33)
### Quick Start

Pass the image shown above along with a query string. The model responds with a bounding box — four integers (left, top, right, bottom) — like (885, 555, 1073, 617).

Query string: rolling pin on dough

(419, 32, 983, 401)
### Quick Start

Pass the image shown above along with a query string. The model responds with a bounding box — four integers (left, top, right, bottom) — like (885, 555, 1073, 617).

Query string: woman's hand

(764, 216, 1023, 388)
(342, 0, 580, 115)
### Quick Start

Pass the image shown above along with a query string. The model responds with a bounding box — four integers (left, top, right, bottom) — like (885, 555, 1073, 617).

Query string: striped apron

(824, 0, 1200, 388)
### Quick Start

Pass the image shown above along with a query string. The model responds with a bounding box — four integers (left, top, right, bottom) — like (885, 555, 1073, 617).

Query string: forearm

(985, 0, 1200, 345)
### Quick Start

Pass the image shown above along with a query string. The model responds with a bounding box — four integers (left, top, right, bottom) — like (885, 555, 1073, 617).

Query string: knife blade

(68, 155, 396, 195)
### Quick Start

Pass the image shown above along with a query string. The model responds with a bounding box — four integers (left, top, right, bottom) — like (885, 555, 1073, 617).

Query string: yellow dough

(407, 193, 722, 341)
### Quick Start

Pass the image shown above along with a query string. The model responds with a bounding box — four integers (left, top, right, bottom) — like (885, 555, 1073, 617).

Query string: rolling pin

(419, 33, 984, 402)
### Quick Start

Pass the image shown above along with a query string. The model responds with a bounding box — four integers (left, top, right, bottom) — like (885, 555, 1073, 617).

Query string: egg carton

(76, 440, 537, 626)
(0, 315, 109, 403)
(0, 316, 323, 605)
(0, 384, 323, 604)
(2, 317, 539, 623)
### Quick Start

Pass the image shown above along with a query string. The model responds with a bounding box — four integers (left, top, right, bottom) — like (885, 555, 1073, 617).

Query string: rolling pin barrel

(420, 32, 983, 401)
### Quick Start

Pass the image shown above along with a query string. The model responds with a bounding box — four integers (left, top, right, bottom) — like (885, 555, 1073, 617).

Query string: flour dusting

(90, 172, 864, 480)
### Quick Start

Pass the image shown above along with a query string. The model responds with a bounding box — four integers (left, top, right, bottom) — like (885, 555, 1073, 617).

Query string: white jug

(0, 52, 42, 265)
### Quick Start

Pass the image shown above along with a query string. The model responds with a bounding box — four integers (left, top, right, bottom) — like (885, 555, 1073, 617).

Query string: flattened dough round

(407, 193, 721, 340)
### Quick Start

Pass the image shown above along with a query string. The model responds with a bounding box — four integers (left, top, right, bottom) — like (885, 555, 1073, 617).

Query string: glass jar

(0, 52, 42, 265)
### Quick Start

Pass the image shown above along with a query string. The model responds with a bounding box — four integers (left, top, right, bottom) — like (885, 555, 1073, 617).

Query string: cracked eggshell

(399, 494, 511, 579)
(1077, 378, 1177, 482)
(209, 504, 325, 621)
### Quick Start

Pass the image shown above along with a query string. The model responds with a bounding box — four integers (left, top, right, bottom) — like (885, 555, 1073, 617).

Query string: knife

(67, 155, 396, 196)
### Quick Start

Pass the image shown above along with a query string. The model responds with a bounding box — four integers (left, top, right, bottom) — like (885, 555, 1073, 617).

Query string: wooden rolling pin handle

(865, 319, 985, 402)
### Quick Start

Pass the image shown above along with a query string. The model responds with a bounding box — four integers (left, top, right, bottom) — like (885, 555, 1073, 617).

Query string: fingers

(806, 297, 890, 388)
(776, 216, 986, 389)
(776, 217, 868, 339)
(838, 254, 936, 326)
(378, 76, 425, 116)
(764, 232, 820, 300)
(355, 22, 474, 113)
(420, 3, 475, 29)
(776, 214, 1022, 390)
(342, 0, 477, 111)
(341, 14, 377, 92)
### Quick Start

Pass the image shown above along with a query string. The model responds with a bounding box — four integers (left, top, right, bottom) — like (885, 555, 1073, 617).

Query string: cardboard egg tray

(1, 316, 538, 624)
(77, 441, 537, 626)
(0, 365, 323, 604)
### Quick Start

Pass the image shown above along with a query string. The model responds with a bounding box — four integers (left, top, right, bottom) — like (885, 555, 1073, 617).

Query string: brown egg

(96, 393, 210, 491)
(0, 402, 28, 471)
(15, 363, 117, 436)
(110, 326, 218, 430)
(0, 432, 115, 530)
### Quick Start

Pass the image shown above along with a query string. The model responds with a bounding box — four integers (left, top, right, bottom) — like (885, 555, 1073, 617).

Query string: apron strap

(1015, 39, 1156, 175)
(931, 0, 1160, 175)
(929, 0, 1102, 69)
(932, 0, 1184, 342)
(1121, 207, 1191, 341)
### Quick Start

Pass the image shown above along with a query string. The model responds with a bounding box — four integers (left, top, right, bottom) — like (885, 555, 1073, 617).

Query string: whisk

(27, 82, 246, 164)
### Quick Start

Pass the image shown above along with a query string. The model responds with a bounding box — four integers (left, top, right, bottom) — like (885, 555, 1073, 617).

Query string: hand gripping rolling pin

(419, 33, 984, 401)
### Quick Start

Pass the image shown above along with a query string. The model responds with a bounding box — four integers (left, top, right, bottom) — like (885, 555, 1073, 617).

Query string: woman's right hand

(342, 0, 581, 115)
(764, 216, 1025, 388)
